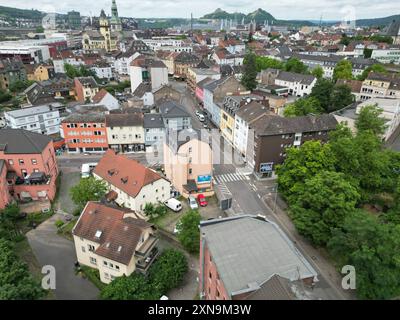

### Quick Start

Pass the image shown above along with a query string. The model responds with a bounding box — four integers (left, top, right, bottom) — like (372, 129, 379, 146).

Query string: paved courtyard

(26, 213, 99, 300)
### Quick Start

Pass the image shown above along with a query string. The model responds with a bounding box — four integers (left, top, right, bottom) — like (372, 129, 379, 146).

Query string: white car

(188, 196, 198, 210)
(195, 110, 200, 117)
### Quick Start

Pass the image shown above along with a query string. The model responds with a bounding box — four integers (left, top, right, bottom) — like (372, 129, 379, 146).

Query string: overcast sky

(1, 0, 399, 21)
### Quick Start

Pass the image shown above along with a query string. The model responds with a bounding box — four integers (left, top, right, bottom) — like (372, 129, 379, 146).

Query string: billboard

(197, 175, 212, 184)
(260, 162, 274, 173)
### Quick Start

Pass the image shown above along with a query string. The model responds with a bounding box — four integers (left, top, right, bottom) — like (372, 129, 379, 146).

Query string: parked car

(198, 114, 205, 122)
(197, 194, 208, 207)
(188, 196, 198, 209)
(195, 110, 200, 117)
(164, 198, 182, 212)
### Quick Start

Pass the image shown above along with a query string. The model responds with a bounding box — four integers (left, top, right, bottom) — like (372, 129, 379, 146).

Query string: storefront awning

(183, 180, 198, 193)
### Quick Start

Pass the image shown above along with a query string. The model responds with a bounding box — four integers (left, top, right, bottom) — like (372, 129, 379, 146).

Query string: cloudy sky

(1, 0, 399, 21)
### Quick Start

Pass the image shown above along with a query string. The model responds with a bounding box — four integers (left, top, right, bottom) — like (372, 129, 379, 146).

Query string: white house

(72, 202, 159, 283)
(93, 149, 171, 212)
(4, 103, 62, 135)
(92, 89, 120, 111)
(130, 56, 168, 93)
(275, 71, 317, 97)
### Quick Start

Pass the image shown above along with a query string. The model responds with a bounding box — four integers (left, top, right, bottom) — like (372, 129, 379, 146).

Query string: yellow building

(26, 64, 54, 82)
(82, 9, 119, 52)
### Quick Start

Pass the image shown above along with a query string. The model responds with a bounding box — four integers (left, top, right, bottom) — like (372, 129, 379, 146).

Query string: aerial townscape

(1, 0, 400, 304)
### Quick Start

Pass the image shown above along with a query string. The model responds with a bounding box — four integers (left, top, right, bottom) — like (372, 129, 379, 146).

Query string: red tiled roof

(72, 202, 153, 265)
(93, 149, 165, 198)
(92, 89, 109, 104)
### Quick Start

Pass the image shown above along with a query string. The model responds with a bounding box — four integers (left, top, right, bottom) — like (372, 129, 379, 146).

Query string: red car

(197, 194, 208, 207)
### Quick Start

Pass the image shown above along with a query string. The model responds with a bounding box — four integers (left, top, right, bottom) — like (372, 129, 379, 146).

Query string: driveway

(27, 213, 99, 300)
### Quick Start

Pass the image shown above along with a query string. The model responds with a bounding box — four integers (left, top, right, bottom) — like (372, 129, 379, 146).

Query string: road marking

(214, 173, 251, 185)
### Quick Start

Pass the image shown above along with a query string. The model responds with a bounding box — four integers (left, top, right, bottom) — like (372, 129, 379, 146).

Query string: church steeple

(110, 0, 122, 32)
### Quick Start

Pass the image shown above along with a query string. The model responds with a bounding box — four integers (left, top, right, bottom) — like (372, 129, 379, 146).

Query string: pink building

(199, 216, 318, 300)
(163, 129, 213, 198)
(196, 78, 215, 105)
(0, 129, 59, 207)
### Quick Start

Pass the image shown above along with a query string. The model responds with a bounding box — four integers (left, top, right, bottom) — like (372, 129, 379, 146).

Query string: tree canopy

(333, 59, 353, 83)
(70, 177, 108, 211)
(241, 52, 258, 91)
(177, 209, 201, 253)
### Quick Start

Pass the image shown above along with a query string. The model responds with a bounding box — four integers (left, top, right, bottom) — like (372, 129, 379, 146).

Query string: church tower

(99, 9, 111, 51)
(110, 0, 122, 32)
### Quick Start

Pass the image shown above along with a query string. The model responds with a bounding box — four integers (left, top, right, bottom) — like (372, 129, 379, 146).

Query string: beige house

(105, 113, 145, 153)
(72, 202, 159, 284)
(164, 128, 213, 198)
(93, 149, 171, 212)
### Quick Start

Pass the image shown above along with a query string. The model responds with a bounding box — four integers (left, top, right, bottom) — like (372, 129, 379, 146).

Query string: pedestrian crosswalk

(214, 173, 250, 184)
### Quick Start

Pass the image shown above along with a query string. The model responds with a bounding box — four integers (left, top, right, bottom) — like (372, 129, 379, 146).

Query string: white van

(164, 198, 182, 212)
(198, 114, 205, 122)
(81, 162, 98, 178)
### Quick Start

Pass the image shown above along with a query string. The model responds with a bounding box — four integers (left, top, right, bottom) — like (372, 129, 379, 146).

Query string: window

(189, 168, 192, 174)
(81, 246, 86, 253)
(19, 159, 24, 165)
(8, 159, 13, 165)
(189, 147, 192, 153)
(31, 159, 37, 165)
(103, 261, 108, 266)
(88, 245, 95, 252)
(90, 257, 97, 265)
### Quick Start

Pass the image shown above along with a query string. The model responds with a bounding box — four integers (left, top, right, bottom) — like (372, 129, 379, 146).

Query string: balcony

(135, 235, 159, 257)
(13, 172, 50, 186)
(135, 247, 159, 273)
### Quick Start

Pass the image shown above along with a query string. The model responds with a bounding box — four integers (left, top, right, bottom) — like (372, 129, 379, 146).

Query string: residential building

(203, 76, 248, 127)
(212, 48, 245, 66)
(159, 100, 192, 130)
(173, 52, 201, 80)
(72, 202, 159, 284)
(187, 67, 221, 93)
(61, 113, 108, 153)
(199, 215, 318, 300)
(0, 58, 27, 90)
(114, 51, 141, 77)
(92, 89, 120, 111)
(144, 113, 165, 148)
(371, 47, 400, 65)
(90, 61, 113, 80)
(105, 113, 145, 153)
(360, 72, 400, 100)
(74, 76, 100, 103)
(274, 71, 317, 97)
(92, 149, 171, 212)
(130, 56, 168, 93)
(336, 79, 363, 101)
(196, 77, 215, 104)
(0, 129, 59, 205)
(25, 63, 54, 82)
(292, 53, 341, 79)
(5, 104, 62, 135)
(219, 95, 267, 145)
(249, 114, 338, 177)
(234, 101, 272, 157)
(164, 128, 213, 198)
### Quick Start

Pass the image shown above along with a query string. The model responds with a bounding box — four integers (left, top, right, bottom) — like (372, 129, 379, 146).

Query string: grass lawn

(16, 210, 55, 234)
(57, 218, 77, 241)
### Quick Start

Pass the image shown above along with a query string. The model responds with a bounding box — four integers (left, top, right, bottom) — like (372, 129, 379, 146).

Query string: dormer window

(121, 177, 128, 184)
(108, 169, 115, 176)
(95, 230, 102, 238)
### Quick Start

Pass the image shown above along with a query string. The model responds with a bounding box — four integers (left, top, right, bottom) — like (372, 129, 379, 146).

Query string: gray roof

(252, 114, 338, 136)
(203, 77, 227, 92)
(105, 113, 144, 127)
(385, 20, 400, 37)
(77, 76, 98, 87)
(143, 113, 164, 129)
(62, 113, 105, 124)
(133, 82, 151, 98)
(0, 129, 52, 154)
(201, 216, 318, 296)
(5, 104, 61, 118)
(276, 71, 316, 85)
(235, 101, 271, 123)
(159, 100, 190, 118)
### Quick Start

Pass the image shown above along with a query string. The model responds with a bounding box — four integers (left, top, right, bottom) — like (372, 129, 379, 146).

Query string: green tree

(355, 104, 386, 137)
(8, 80, 34, 94)
(330, 84, 354, 112)
(241, 52, 258, 90)
(357, 64, 387, 81)
(363, 48, 373, 58)
(310, 78, 334, 112)
(70, 177, 107, 210)
(276, 140, 336, 200)
(290, 171, 360, 245)
(177, 210, 201, 253)
(311, 65, 324, 79)
(254, 56, 284, 72)
(283, 97, 322, 117)
(35, 26, 44, 33)
(328, 211, 400, 299)
(333, 59, 353, 82)
(0, 89, 12, 103)
(0, 239, 46, 300)
(149, 249, 188, 293)
(284, 57, 308, 74)
(100, 273, 158, 300)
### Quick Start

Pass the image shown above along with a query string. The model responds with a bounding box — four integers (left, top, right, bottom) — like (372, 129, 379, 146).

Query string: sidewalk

(262, 194, 356, 300)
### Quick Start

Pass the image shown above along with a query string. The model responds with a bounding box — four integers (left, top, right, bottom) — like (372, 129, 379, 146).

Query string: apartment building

(130, 56, 168, 93)
(144, 113, 165, 148)
(5, 103, 62, 135)
(105, 113, 145, 153)
(159, 100, 192, 130)
(72, 202, 159, 284)
(61, 113, 108, 154)
(0, 129, 59, 206)
(274, 71, 317, 97)
(74, 76, 100, 103)
(164, 129, 213, 198)
(360, 72, 400, 100)
(199, 216, 318, 300)
(93, 150, 171, 212)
